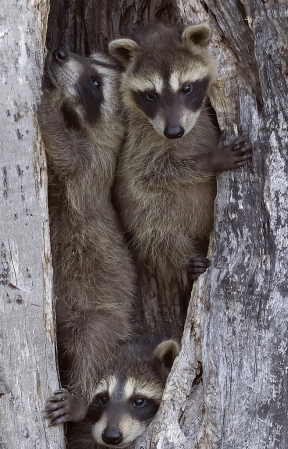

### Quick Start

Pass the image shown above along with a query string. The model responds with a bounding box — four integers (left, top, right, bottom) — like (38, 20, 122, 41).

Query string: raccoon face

(46, 48, 120, 128)
(86, 340, 179, 447)
(130, 72, 211, 139)
(109, 24, 217, 139)
(87, 375, 161, 447)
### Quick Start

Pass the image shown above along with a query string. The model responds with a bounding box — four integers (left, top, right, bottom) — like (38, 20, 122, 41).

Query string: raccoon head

(109, 24, 217, 139)
(86, 339, 179, 447)
(46, 48, 121, 131)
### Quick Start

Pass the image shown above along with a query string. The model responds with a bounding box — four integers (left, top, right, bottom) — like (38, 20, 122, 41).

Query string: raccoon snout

(164, 125, 184, 139)
(102, 429, 123, 445)
(52, 48, 68, 63)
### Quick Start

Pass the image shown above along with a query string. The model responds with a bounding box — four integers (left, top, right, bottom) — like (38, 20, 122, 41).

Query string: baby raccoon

(38, 49, 135, 403)
(109, 23, 252, 287)
(44, 339, 179, 448)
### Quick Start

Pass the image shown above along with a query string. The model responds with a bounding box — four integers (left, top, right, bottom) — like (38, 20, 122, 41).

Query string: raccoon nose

(52, 48, 68, 63)
(164, 125, 184, 139)
(102, 429, 123, 445)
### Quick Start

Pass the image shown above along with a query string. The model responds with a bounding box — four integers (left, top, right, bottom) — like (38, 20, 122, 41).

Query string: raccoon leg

(64, 308, 130, 401)
(43, 388, 87, 426)
(186, 238, 210, 283)
(38, 100, 94, 176)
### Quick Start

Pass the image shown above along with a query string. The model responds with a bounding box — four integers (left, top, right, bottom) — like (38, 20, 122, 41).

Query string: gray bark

(135, 1, 288, 448)
(0, 1, 65, 447)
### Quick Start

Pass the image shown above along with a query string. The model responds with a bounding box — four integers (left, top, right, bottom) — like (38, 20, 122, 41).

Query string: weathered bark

(46, 0, 288, 448)
(0, 1, 65, 447)
(135, 1, 288, 448)
(46, 0, 181, 55)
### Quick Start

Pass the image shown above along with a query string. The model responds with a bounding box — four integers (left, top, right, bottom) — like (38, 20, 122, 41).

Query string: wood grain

(0, 1, 65, 447)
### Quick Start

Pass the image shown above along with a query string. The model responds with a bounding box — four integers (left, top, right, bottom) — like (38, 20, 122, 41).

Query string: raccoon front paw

(43, 388, 87, 426)
(211, 134, 252, 171)
(187, 256, 210, 282)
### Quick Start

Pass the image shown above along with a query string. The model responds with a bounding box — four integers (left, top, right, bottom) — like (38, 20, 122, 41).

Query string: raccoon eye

(98, 396, 107, 405)
(133, 398, 146, 408)
(91, 76, 100, 88)
(146, 92, 157, 101)
(182, 84, 193, 95)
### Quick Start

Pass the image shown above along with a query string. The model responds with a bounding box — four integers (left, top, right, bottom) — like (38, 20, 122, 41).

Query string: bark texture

(46, 0, 288, 448)
(0, 1, 65, 447)
(135, 1, 288, 448)
(46, 0, 181, 55)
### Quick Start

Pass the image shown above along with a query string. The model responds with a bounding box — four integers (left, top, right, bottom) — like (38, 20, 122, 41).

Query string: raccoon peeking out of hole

(45, 339, 179, 448)
(38, 49, 136, 404)
(109, 23, 252, 287)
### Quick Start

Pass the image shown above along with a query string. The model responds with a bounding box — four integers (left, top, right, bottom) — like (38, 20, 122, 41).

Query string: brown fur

(38, 50, 135, 401)
(110, 24, 219, 287)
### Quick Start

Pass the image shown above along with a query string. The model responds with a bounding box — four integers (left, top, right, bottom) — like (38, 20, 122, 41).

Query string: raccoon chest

(126, 180, 215, 232)
(182, 181, 216, 237)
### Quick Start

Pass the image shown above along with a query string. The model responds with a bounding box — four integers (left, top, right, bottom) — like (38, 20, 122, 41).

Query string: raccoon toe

(212, 135, 252, 171)
(43, 399, 68, 418)
(44, 388, 69, 411)
(187, 257, 209, 281)
(44, 401, 66, 413)
(47, 406, 70, 425)
(43, 388, 87, 424)
(49, 414, 70, 426)
(232, 143, 252, 167)
(47, 388, 70, 403)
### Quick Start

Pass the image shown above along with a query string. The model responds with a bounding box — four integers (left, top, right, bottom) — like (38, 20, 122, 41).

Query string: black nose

(102, 429, 123, 445)
(52, 48, 68, 63)
(164, 125, 184, 139)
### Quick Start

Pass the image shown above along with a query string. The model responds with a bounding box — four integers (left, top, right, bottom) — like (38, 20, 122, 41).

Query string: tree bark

(0, 1, 65, 447)
(135, 1, 288, 448)
(46, 0, 288, 448)
(46, 0, 181, 55)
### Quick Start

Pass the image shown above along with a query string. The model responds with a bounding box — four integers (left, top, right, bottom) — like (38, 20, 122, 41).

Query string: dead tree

(47, 1, 288, 447)
(1, 0, 287, 447)
(135, 1, 288, 448)
(0, 1, 65, 447)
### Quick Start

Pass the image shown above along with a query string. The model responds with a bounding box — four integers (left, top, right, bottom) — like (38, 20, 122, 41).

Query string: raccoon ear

(153, 340, 180, 370)
(182, 24, 211, 48)
(109, 39, 139, 67)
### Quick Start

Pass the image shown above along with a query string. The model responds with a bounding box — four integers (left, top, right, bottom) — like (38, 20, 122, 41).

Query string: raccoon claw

(187, 257, 209, 282)
(211, 134, 252, 171)
(43, 388, 87, 425)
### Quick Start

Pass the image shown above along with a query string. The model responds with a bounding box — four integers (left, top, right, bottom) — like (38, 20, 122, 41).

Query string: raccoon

(109, 23, 252, 287)
(38, 48, 135, 403)
(44, 339, 179, 448)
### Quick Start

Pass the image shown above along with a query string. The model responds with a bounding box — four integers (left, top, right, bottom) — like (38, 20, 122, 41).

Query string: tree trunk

(134, 1, 288, 448)
(46, 0, 288, 447)
(0, 1, 65, 447)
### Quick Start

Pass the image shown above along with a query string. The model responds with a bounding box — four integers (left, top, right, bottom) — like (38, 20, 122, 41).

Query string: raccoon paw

(43, 388, 87, 426)
(187, 256, 209, 282)
(211, 134, 252, 171)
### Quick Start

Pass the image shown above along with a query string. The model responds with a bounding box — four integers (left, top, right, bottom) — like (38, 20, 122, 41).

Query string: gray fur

(68, 339, 179, 448)
(109, 24, 219, 287)
(38, 50, 135, 401)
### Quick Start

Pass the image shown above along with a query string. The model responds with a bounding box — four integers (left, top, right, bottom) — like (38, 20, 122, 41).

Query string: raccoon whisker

(75, 81, 85, 100)
(199, 110, 218, 117)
